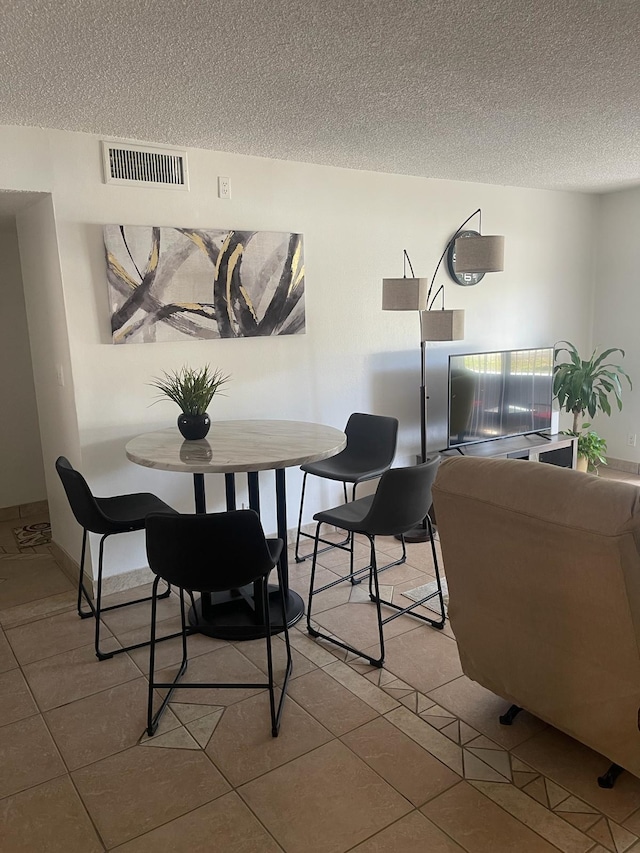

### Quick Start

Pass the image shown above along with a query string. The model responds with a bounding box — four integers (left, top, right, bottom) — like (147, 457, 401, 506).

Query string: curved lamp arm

(426, 208, 481, 310)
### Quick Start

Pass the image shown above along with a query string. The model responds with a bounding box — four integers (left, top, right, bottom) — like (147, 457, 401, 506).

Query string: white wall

(593, 186, 640, 461)
(16, 195, 83, 563)
(0, 125, 598, 583)
(0, 221, 46, 507)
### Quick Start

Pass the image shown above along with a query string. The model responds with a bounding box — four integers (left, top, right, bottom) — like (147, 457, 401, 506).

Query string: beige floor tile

(624, 809, 640, 834)
(0, 553, 73, 609)
(169, 701, 225, 724)
(0, 714, 66, 799)
(311, 598, 420, 654)
(373, 559, 431, 587)
(0, 776, 103, 853)
(206, 692, 333, 785)
(370, 624, 462, 694)
(385, 706, 464, 776)
(586, 816, 638, 852)
(289, 625, 343, 666)
(239, 740, 412, 853)
(288, 561, 342, 588)
(0, 626, 18, 672)
(0, 521, 22, 548)
(184, 709, 224, 746)
(72, 744, 230, 848)
(313, 541, 371, 571)
(140, 726, 200, 749)
(422, 781, 562, 852)
(44, 677, 179, 770)
(471, 780, 595, 853)
(0, 667, 38, 726)
(402, 543, 441, 574)
(514, 727, 640, 823)
(112, 790, 283, 852)
(0, 589, 77, 629)
(152, 643, 268, 706)
(323, 659, 399, 714)
(427, 675, 548, 749)
(99, 587, 181, 637)
(350, 810, 467, 852)
(300, 576, 354, 614)
(287, 668, 380, 735)
(342, 716, 461, 806)
(122, 615, 226, 673)
(22, 642, 141, 711)
(6, 607, 113, 665)
(231, 633, 316, 683)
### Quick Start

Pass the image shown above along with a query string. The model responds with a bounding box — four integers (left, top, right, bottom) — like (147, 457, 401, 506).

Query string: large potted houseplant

(553, 341, 632, 473)
(150, 365, 230, 440)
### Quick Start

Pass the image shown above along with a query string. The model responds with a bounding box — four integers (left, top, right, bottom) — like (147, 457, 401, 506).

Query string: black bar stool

(306, 456, 445, 667)
(55, 456, 181, 660)
(295, 413, 401, 580)
(145, 509, 292, 737)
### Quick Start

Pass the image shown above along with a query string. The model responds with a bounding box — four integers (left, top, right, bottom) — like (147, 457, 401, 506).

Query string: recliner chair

(433, 455, 640, 787)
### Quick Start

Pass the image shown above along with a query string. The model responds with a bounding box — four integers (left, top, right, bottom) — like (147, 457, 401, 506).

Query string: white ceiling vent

(101, 141, 189, 189)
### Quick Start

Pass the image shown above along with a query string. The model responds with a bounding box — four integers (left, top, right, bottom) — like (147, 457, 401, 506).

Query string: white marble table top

(125, 420, 347, 474)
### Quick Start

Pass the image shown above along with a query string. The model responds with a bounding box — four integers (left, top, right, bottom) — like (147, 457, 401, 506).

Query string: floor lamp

(382, 210, 505, 542)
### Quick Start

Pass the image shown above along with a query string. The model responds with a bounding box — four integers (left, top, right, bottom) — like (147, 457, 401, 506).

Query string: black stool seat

(55, 456, 180, 661)
(301, 457, 391, 482)
(91, 493, 176, 532)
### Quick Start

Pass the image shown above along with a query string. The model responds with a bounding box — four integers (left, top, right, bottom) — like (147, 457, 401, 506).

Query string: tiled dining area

(2, 473, 640, 852)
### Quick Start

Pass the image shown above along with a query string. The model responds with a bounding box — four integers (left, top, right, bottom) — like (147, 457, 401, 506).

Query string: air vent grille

(101, 142, 189, 189)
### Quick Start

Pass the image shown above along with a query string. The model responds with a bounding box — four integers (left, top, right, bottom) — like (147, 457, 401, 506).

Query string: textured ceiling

(1, 0, 639, 193)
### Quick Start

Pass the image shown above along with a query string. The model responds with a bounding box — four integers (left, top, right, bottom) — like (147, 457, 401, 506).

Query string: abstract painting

(104, 225, 305, 343)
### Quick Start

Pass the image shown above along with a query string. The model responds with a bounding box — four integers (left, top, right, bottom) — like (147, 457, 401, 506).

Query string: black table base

(188, 586, 304, 640)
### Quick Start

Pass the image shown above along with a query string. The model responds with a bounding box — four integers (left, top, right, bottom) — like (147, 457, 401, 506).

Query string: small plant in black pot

(150, 365, 230, 440)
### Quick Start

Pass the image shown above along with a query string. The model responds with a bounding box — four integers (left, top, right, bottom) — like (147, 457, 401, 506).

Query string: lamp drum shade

(382, 277, 429, 311)
(420, 309, 465, 341)
(454, 235, 504, 274)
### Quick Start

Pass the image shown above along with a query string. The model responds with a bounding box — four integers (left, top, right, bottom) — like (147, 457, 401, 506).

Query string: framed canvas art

(105, 225, 305, 343)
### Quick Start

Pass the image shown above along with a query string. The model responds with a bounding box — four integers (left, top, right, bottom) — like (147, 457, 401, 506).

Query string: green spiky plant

(553, 341, 632, 472)
(149, 365, 230, 415)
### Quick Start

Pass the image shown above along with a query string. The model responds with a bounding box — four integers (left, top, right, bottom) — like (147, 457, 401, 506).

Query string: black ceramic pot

(177, 412, 211, 440)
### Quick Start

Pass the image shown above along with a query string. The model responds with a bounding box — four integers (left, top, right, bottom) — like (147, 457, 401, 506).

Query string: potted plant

(150, 365, 230, 440)
(553, 341, 632, 473)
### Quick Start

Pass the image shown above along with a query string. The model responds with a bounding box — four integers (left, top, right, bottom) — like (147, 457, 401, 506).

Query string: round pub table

(126, 419, 346, 640)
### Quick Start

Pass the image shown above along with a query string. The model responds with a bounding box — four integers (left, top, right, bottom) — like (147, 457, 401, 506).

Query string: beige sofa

(432, 455, 640, 781)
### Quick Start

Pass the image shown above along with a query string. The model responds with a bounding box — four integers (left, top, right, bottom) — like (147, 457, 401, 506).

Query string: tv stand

(440, 433, 577, 468)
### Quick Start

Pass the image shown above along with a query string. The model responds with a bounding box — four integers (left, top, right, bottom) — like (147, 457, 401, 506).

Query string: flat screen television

(447, 347, 554, 449)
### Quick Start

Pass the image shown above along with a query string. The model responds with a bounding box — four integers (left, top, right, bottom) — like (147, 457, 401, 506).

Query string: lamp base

(395, 522, 435, 544)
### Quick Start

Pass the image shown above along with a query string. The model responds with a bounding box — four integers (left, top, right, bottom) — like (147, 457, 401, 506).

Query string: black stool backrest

(358, 456, 441, 536)
(342, 413, 398, 468)
(146, 509, 279, 593)
(55, 456, 115, 535)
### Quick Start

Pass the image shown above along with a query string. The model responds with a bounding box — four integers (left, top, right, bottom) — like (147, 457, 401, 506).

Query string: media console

(440, 433, 578, 468)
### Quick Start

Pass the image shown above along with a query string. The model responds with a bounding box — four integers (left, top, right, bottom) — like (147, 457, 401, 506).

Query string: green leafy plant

(553, 341, 632, 473)
(149, 365, 230, 415)
(553, 340, 632, 433)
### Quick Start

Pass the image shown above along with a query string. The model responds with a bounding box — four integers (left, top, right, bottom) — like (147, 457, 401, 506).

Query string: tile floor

(1, 471, 640, 852)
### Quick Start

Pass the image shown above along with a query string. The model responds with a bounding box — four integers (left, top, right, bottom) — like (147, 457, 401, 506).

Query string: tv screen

(448, 347, 554, 448)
